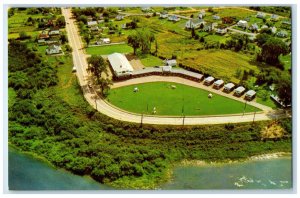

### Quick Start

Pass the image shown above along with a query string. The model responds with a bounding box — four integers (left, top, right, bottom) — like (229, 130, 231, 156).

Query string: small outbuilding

(245, 90, 256, 101)
(213, 79, 224, 90)
(164, 59, 177, 67)
(234, 86, 246, 97)
(237, 20, 248, 28)
(256, 12, 266, 19)
(168, 15, 180, 22)
(159, 11, 168, 19)
(87, 21, 98, 27)
(223, 83, 235, 93)
(204, 76, 215, 86)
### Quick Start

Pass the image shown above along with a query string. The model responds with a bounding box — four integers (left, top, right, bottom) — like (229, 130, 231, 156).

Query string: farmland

(86, 44, 133, 55)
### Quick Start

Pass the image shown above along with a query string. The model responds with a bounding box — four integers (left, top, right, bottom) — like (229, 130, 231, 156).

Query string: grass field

(86, 44, 133, 55)
(138, 54, 164, 67)
(107, 82, 260, 116)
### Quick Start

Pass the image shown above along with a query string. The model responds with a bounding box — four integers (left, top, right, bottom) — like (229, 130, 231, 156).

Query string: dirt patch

(126, 54, 145, 70)
(261, 121, 286, 140)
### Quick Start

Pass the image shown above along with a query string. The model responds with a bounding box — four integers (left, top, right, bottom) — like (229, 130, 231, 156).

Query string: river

(8, 148, 292, 190)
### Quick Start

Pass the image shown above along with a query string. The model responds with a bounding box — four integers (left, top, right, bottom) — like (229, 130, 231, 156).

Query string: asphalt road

(61, 8, 286, 126)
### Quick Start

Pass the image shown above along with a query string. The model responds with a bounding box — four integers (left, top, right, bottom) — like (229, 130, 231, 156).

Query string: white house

(198, 10, 206, 19)
(237, 20, 248, 28)
(141, 7, 151, 12)
(271, 14, 279, 21)
(215, 27, 227, 34)
(261, 25, 268, 29)
(46, 44, 62, 55)
(87, 21, 98, 27)
(168, 15, 180, 22)
(48, 27, 60, 36)
(249, 23, 259, 31)
(212, 15, 220, 20)
(159, 11, 168, 19)
(185, 18, 205, 29)
(164, 59, 177, 67)
(204, 22, 217, 32)
(90, 26, 99, 31)
(277, 30, 288, 38)
(256, 12, 266, 18)
(115, 15, 124, 21)
(107, 53, 134, 77)
(270, 26, 277, 34)
(101, 38, 111, 44)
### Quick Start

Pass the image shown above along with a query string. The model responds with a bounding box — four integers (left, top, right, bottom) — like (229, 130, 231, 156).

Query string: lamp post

(243, 100, 248, 116)
(252, 110, 256, 125)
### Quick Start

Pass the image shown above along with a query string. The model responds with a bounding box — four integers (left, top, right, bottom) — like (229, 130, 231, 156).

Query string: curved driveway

(62, 8, 283, 126)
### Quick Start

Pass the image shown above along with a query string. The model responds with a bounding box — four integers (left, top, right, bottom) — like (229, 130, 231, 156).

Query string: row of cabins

(107, 53, 256, 101)
(203, 76, 256, 101)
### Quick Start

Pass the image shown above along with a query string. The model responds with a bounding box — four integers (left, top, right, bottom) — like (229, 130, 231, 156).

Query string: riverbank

(179, 152, 292, 167)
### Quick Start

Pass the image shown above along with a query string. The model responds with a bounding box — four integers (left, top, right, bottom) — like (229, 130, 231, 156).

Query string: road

(62, 8, 287, 126)
(227, 25, 257, 37)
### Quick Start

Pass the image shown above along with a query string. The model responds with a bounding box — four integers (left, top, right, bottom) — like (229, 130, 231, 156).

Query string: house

(121, 24, 127, 29)
(87, 21, 97, 27)
(249, 23, 259, 31)
(115, 15, 124, 21)
(213, 79, 224, 89)
(46, 44, 62, 55)
(198, 10, 206, 19)
(159, 11, 168, 19)
(101, 38, 111, 44)
(185, 18, 205, 29)
(204, 76, 215, 86)
(256, 12, 266, 19)
(261, 25, 268, 29)
(48, 27, 60, 36)
(270, 26, 277, 34)
(212, 15, 220, 20)
(141, 7, 151, 12)
(277, 30, 288, 38)
(234, 86, 246, 97)
(282, 20, 291, 25)
(37, 31, 50, 43)
(223, 83, 235, 93)
(271, 14, 279, 21)
(90, 26, 99, 32)
(245, 90, 256, 101)
(168, 15, 180, 22)
(237, 20, 248, 28)
(107, 53, 134, 77)
(215, 27, 227, 34)
(164, 59, 177, 66)
(204, 22, 217, 32)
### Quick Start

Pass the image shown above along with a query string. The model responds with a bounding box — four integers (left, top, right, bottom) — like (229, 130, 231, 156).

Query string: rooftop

(108, 53, 133, 76)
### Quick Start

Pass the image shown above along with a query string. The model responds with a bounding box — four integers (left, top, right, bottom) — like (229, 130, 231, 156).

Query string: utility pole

(243, 100, 247, 116)
(252, 111, 256, 125)
(95, 98, 97, 110)
(182, 115, 185, 126)
(141, 113, 144, 127)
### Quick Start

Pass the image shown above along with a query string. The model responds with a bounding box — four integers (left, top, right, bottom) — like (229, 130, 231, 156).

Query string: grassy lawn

(138, 54, 164, 67)
(107, 82, 260, 116)
(279, 54, 291, 71)
(256, 97, 278, 109)
(8, 88, 16, 109)
(204, 34, 229, 44)
(86, 44, 133, 55)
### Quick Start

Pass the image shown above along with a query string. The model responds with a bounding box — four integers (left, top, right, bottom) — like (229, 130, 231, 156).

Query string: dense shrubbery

(8, 40, 292, 189)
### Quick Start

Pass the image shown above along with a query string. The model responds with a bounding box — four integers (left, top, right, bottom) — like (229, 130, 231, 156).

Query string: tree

(127, 33, 140, 55)
(19, 31, 30, 40)
(83, 34, 91, 47)
(259, 37, 288, 66)
(98, 78, 113, 96)
(255, 33, 270, 47)
(56, 16, 66, 27)
(60, 34, 68, 44)
(87, 55, 108, 83)
(276, 73, 291, 107)
(191, 28, 195, 38)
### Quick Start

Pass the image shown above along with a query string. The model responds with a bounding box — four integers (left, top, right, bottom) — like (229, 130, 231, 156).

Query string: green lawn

(138, 54, 164, 67)
(279, 54, 291, 71)
(107, 82, 260, 116)
(86, 44, 133, 55)
(8, 88, 16, 109)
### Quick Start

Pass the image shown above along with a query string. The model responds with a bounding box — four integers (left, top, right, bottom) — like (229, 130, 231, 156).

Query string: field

(86, 44, 133, 55)
(107, 82, 260, 116)
(138, 54, 164, 67)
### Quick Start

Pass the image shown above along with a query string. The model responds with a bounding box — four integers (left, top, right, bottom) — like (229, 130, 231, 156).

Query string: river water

(8, 148, 292, 190)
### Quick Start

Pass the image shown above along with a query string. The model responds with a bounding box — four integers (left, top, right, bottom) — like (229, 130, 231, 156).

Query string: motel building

(107, 53, 134, 78)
